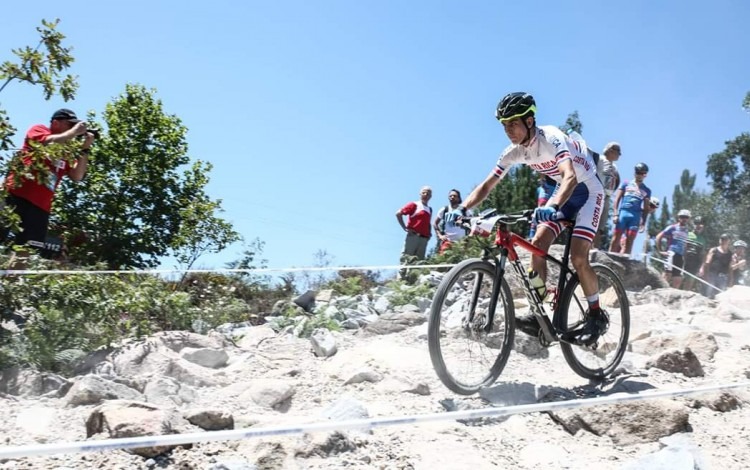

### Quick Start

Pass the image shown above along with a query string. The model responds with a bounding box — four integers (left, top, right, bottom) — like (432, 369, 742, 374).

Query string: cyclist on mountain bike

(449, 92, 606, 344)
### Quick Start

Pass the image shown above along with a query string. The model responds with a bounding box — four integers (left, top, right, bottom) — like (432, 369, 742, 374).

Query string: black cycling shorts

(2, 195, 49, 249)
(668, 253, 685, 277)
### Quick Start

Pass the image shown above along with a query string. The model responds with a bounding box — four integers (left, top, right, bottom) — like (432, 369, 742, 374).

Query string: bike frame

(481, 223, 577, 344)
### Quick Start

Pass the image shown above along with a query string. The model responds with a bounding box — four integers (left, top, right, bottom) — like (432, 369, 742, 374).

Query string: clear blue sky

(2, 1, 748, 273)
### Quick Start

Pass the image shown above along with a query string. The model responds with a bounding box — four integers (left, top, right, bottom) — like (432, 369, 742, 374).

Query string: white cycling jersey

(492, 125, 603, 243)
(493, 125, 598, 183)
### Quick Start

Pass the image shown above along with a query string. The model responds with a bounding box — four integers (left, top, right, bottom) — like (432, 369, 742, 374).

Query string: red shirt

(400, 201, 432, 237)
(5, 124, 72, 213)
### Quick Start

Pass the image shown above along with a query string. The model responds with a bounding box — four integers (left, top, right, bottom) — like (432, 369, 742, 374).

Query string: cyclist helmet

(635, 162, 649, 173)
(649, 197, 660, 208)
(734, 240, 747, 248)
(496, 92, 536, 122)
(677, 209, 691, 218)
(693, 215, 704, 224)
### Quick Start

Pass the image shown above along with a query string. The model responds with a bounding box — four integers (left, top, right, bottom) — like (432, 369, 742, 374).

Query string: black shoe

(562, 309, 609, 346)
(514, 313, 541, 337)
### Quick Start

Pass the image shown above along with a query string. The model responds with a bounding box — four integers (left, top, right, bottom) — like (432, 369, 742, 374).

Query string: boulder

(293, 290, 317, 312)
(343, 368, 383, 385)
(364, 311, 426, 335)
(184, 408, 234, 430)
(310, 328, 338, 358)
(85, 400, 196, 458)
(548, 399, 690, 445)
(64, 375, 143, 406)
(180, 347, 229, 368)
(630, 331, 718, 362)
(240, 379, 295, 409)
(646, 348, 705, 377)
(589, 250, 667, 291)
(142, 376, 196, 406)
(0, 367, 70, 397)
(294, 431, 357, 458)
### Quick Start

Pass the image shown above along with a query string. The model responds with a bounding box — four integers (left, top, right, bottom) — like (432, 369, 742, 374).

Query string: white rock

(181, 347, 229, 368)
(310, 328, 338, 357)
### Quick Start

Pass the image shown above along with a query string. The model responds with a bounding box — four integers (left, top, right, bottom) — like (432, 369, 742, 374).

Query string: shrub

(0, 257, 235, 371)
(321, 269, 382, 297)
(176, 271, 292, 325)
(386, 279, 435, 307)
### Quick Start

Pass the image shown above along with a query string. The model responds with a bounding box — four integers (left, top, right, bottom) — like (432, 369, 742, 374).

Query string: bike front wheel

(428, 259, 515, 395)
(559, 263, 630, 379)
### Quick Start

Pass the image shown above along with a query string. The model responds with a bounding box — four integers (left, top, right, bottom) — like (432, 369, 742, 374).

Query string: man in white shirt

(593, 142, 621, 249)
(434, 189, 472, 254)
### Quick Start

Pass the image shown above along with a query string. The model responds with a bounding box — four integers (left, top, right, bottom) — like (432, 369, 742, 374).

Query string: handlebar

(458, 209, 534, 231)
(460, 207, 575, 233)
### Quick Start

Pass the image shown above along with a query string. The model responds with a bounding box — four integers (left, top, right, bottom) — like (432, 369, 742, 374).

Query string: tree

(224, 237, 272, 288)
(671, 169, 698, 213)
(651, 196, 672, 240)
(170, 163, 240, 272)
(55, 83, 237, 268)
(705, 112, 750, 241)
(282, 249, 335, 292)
(560, 111, 583, 134)
(479, 165, 538, 236)
(0, 19, 77, 151)
(0, 19, 78, 231)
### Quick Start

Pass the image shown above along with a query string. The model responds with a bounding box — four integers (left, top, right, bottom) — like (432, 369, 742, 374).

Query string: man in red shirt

(2, 108, 94, 254)
(395, 186, 432, 279)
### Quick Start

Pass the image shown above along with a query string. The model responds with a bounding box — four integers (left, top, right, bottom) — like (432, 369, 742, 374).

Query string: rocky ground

(1, 254, 750, 470)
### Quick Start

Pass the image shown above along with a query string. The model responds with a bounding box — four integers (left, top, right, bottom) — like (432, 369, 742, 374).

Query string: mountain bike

(427, 208, 630, 395)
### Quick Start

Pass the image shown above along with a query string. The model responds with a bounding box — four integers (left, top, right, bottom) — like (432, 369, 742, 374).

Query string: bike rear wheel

(428, 259, 515, 395)
(559, 263, 630, 379)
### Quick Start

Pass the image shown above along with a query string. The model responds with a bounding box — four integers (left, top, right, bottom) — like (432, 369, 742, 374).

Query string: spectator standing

(593, 142, 621, 249)
(700, 233, 733, 298)
(730, 240, 747, 286)
(1, 109, 93, 255)
(609, 162, 652, 255)
(655, 209, 691, 288)
(396, 186, 432, 279)
(434, 189, 471, 254)
(681, 215, 707, 292)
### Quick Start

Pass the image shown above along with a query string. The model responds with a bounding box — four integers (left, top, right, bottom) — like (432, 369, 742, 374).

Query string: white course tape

(643, 253, 723, 294)
(1, 381, 748, 460)
(0, 263, 458, 277)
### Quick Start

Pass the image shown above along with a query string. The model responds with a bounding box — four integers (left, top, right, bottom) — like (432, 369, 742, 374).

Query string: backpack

(590, 150, 600, 167)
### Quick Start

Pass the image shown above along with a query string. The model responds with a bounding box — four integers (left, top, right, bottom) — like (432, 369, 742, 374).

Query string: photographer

(1, 108, 94, 258)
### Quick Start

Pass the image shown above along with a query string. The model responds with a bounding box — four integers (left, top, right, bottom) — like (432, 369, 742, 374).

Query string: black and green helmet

(496, 92, 537, 122)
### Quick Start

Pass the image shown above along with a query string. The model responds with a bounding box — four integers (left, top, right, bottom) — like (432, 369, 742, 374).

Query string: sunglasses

(636, 172, 648, 176)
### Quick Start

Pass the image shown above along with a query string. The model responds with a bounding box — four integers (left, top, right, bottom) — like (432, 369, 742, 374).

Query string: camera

(77, 125, 100, 140)
(86, 127, 101, 139)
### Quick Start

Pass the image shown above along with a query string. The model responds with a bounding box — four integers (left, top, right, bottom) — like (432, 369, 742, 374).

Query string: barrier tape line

(1, 381, 748, 459)
(0, 251, 679, 277)
(642, 253, 723, 294)
(0, 264, 459, 276)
